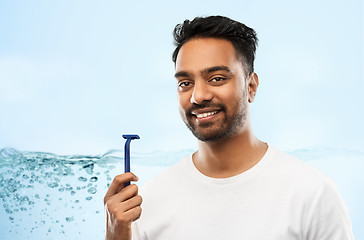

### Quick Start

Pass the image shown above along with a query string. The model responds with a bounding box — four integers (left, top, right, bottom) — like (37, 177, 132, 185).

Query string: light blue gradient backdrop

(0, 0, 363, 238)
(1, 0, 363, 155)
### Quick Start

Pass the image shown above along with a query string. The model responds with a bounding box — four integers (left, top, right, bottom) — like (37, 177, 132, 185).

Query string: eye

(210, 77, 225, 82)
(178, 82, 191, 87)
(209, 76, 227, 85)
(178, 81, 194, 91)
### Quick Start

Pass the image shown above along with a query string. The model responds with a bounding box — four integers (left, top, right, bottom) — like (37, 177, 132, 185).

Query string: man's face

(175, 38, 250, 142)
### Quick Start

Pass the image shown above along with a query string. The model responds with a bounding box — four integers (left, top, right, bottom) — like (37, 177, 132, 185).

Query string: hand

(104, 172, 142, 240)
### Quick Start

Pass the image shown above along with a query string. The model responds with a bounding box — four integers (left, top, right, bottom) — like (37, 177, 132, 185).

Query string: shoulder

(267, 145, 332, 187)
(260, 145, 348, 208)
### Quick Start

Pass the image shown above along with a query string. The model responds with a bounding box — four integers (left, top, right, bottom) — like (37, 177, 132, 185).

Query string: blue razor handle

(122, 134, 140, 187)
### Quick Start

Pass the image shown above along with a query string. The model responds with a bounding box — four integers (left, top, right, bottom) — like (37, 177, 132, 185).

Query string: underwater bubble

(75, 200, 79, 204)
(58, 187, 65, 192)
(47, 182, 59, 188)
(9, 216, 14, 221)
(78, 177, 87, 182)
(20, 196, 29, 202)
(22, 174, 29, 179)
(83, 163, 94, 174)
(87, 187, 97, 194)
(90, 176, 98, 182)
(76, 186, 81, 190)
(86, 196, 92, 201)
(65, 217, 74, 222)
(71, 191, 76, 196)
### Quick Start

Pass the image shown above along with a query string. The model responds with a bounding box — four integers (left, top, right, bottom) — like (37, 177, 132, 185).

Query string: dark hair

(172, 16, 258, 75)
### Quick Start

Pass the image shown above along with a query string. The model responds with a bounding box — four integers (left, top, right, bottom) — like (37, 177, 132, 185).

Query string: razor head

(122, 134, 140, 140)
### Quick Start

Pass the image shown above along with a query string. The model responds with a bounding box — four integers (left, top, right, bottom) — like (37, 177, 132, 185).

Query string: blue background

(0, 0, 363, 239)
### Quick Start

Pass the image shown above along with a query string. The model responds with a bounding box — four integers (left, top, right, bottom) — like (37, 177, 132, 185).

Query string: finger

(111, 184, 139, 203)
(104, 172, 139, 203)
(119, 195, 143, 213)
(124, 205, 142, 222)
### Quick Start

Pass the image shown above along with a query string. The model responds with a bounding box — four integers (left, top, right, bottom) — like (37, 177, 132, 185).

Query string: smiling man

(104, 16, 354, 240)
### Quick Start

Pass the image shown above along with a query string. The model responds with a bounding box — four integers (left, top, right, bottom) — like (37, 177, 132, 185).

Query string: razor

(122, 134, 140, 187)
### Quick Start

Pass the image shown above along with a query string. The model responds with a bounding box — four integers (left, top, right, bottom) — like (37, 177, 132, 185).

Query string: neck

(193, 121, 267, 178)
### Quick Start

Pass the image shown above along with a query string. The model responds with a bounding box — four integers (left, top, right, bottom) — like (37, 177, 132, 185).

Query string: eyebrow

(174, 65, 233, 79)
(174, 71, 191, 79)
(201, 65, 232, 75)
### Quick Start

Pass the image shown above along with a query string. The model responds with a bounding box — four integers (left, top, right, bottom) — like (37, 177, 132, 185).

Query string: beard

(181, 92, 248, 142)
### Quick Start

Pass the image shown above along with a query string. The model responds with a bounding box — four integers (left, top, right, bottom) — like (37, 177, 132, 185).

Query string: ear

(247, 72, 259, 103)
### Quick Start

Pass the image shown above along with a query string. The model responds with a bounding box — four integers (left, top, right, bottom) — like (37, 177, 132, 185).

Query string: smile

(195, 111, 219, 119)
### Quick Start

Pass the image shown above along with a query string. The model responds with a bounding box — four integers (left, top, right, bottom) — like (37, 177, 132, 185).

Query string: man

(104, 16, 354, 240)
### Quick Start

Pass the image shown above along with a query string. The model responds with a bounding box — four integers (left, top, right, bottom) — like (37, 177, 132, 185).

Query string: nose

(190, 81, 213, 104)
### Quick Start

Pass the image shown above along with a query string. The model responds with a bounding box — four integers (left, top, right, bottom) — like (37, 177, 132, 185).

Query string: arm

(104, 172, 142, 240)
(306, 178, 354, 240)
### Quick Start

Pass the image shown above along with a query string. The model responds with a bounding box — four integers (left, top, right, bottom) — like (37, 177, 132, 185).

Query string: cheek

(216, 84, 243, 104)
(177, 92, 189, 113)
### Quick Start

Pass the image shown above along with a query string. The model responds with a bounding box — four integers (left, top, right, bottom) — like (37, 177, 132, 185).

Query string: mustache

(186, 102, 226, 115)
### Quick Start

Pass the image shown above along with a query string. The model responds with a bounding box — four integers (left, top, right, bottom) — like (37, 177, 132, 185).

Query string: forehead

(175, 38, 242, 73)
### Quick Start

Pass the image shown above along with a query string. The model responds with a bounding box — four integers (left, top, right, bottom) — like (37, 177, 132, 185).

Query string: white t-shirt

(132, 144, 353, 240)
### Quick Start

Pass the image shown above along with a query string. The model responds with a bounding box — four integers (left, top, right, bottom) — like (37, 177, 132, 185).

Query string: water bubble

(47, 182, 59, 188)
(71, 191, 76, 196)
(66, 217, 74, 222)
(83, 163, 94, 174)
(87, 187, 97, 194)
(85, 196, 92, 201)
(90, 176, 98, 182)
(77, 177, 87, 182)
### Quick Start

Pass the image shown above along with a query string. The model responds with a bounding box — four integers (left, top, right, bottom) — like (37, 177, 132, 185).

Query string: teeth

(196, 111, 218, 118)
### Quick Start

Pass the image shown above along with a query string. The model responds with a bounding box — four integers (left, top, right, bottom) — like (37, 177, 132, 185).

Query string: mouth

(194, 111, 220, 119)
(190, 109, 222, 121)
